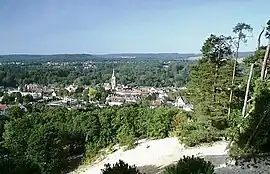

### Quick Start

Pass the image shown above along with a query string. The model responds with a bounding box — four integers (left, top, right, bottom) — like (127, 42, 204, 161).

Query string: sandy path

(70, 137, 270, 174)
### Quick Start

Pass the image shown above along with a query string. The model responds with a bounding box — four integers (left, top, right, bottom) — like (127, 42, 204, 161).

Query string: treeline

(0, 60, 192, 87)
(0, 104, 186, 173)
(0, 54, 97, 62)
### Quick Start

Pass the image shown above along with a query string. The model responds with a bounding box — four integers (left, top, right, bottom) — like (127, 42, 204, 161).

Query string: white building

(175, 96, 193, 112)
(106, 96, 124, 106)
(103, 83, 111, 91)
(65, 84, 78, 93)
(52, 91, 57, 97)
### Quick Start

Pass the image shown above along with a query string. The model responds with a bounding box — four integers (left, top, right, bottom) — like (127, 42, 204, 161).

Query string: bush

(174, 120, 223, 147)
(83, 142, 102, 165)
(230, 81, 270, 157)
(101, 160, 142, 174)
(164, 155, 214, 174)
(0, 157, 40, 174)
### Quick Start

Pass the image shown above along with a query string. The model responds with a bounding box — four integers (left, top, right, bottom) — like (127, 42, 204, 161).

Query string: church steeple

(112, 68, 115, 77)
(111, 68, 116, 90)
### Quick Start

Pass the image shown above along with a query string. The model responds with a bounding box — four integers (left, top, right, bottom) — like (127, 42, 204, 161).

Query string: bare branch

(258, 26, 265, 50)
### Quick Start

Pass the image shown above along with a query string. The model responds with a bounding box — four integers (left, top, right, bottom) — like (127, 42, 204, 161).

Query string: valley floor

(71, 137, 270, 174)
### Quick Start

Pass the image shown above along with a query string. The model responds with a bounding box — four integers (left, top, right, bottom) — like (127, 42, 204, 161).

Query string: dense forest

(0, 60, 192, 87)
(0, 19, 270, 174)
(0, 104, 182, 173)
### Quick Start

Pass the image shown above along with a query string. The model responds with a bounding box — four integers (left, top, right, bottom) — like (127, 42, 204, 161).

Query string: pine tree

(187, 34, 240, 129)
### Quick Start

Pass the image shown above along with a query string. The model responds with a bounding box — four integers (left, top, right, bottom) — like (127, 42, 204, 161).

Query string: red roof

(0, 104, 7, 111)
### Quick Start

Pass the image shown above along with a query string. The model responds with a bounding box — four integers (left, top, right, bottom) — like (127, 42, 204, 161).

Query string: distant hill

(95, 53, 200, 60)
(0, 54, 98, 62)
(96, 52, 254, 60)
(0, 52, 255, 62)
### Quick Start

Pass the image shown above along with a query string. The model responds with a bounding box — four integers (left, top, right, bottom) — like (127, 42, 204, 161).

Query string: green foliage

(174, 120, 222, 147)
(243, 48, 266, 79)
(88, 88, 97, 100)
(5, 106, 26, 120)
(3, 116, 33, 156)
(2, 108, 85, 173)
(1, 93, 15, 104)
(101, 160, 142, 174)
(0, 60, 192, 88)
(147, 107, 178, 139)
(187, 35, 240, 130)
(164, 156, 214, 174)
(0, 157, 40, 174)
(83, 142, 102, 164)
(232, 23, 253, 44)
(231, 80, 270, 157)
(1, 104, 182, 172)
(1, 93, 34, 105)
(26, 124, 69, 174)
(201, 34, 232, 62)
(183, 33, 247, 147)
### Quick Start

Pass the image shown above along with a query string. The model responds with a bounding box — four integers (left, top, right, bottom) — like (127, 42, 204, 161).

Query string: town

(0, 66, 193, 117)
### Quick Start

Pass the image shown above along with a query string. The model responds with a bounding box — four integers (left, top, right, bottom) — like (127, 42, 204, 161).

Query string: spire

(111, 68, 116, 90)
(112, 68, 115, 77)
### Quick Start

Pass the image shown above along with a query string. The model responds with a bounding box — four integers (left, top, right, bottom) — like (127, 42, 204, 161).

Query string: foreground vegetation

(0, 104, 183, 173)
(101, 156, 214, 174)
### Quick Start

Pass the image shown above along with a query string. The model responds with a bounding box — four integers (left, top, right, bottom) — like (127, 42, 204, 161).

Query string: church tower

(111, 68, 116, 90)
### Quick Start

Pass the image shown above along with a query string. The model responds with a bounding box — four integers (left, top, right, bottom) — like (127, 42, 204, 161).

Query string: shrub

(0, 157, 40, 174)
(230, 81, 270, 157)
(101, 160, 142, 174)
(164, 155, 214, 174)
(83, 142, 102, 165)
(174, 120, 223, 147)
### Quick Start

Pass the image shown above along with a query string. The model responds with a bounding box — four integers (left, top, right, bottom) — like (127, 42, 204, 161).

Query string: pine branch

(244, 103, 270, 149)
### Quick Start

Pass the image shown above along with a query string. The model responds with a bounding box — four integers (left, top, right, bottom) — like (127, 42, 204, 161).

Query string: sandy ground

(70, 137, 270, 174)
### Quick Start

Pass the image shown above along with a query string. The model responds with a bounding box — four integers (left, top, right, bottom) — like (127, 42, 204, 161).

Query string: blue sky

(0, 0, 269, 54)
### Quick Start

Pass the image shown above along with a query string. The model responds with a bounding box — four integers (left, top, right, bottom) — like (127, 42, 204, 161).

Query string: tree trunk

(213, 48, 221, 102)
(242, 63, 254, 118)
(260, 44, 270, 81)
(228, 39, 240, 116)
(257, 27, 265, 50)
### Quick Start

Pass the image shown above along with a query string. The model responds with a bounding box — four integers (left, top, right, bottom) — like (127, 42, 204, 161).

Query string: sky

(0, 0, 269, 54)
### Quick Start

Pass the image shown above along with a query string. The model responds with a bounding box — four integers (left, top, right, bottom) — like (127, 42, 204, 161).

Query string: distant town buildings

(65, 84, 78, 93)
(0, 104, 7, 116)
(0, 66, 193, 112)
(101, 69, 193, 110)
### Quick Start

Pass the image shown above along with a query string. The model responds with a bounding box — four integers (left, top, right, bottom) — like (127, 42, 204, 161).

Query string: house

(125, 96, 140, 103)
(65, 84, 78, 93)
(150, 99, 164, 108)
(0, 104, 7, 116)
(52, 91, 57, 97)
(25, 84, 43, 93)
(175, 96, 193, 112)
(106, 96, 125, 106)
(103, 83, 111, 91)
